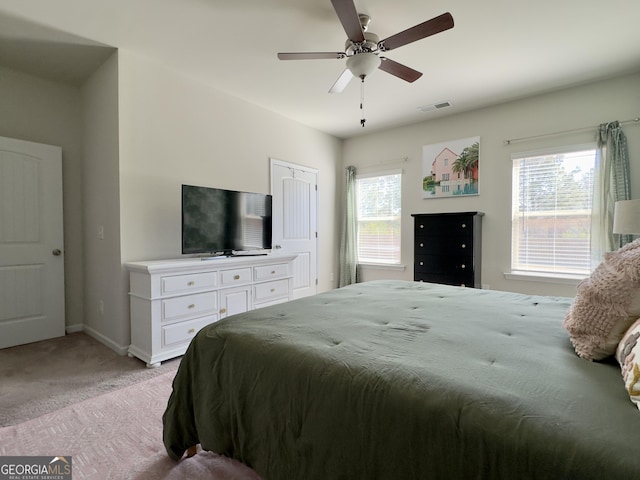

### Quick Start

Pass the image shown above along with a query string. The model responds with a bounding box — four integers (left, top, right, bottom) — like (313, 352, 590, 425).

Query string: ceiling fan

(277, 0, 454, 96)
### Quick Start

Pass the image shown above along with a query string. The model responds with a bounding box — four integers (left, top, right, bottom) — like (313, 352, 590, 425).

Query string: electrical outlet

(97, 225, 104, 240)
(98, 300, 104, 316)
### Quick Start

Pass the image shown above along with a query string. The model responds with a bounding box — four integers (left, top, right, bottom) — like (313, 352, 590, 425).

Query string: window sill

(504, 271, 587, 286)
(359, 263, 406, 272)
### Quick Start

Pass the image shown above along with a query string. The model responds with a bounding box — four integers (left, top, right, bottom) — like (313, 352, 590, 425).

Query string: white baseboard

(70, 324, 129, 356)
(65, 323, 84, 334)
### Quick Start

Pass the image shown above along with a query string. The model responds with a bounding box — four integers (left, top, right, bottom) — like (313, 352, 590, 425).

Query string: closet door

(270, 159, 318, 299)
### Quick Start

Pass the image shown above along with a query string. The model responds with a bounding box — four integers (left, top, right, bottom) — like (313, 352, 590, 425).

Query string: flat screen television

(181, 184, 272, 256)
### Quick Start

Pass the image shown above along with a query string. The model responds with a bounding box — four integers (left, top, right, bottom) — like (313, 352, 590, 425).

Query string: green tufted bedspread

(163, 280, 640, 479)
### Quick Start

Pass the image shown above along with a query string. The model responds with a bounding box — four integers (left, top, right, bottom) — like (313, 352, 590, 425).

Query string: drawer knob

(461, 243, 466, 248)
(461, 264, 466, 269)
(419, 243, 424, 248)
(188, 304, 195, 309)
(271, 270, 276, 274)
(234, 274, 240, 280)
(271, 288, 275, 292)
(419, 261, 424, 266)
(188, 328, 195, 334)
(419, 224, 424, 229)
(461, 223, 466, 228)
(220, 308, 227, 314)
(187, 281, 195, 286)
(461, 284, 466, 287)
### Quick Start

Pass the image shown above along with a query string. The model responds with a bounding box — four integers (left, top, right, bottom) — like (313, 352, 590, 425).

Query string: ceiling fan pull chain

(360, 76, 366, 127)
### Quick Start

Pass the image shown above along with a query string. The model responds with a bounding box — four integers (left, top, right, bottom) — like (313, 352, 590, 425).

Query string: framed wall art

(422, 136, 480, 199)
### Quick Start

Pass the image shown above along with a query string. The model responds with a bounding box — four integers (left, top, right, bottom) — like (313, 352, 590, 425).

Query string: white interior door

(270, 159, 318, 299)
(0, 136, 65, 349)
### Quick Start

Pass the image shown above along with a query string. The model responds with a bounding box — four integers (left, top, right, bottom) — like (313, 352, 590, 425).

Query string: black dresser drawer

(415, 254, 473, 275)
(414, 235, 473, 255)
(414, 215, 475, 237)
(415, 272, 475, 287)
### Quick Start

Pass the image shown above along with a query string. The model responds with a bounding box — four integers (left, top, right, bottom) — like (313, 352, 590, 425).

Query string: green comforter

(163, 280, 640, 479)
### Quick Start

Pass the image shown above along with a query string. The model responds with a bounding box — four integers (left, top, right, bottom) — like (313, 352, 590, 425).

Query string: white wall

(0, 65, 85, 329)
(0, 49, 343, 354)
(112, 50, 342, 346)
(81, 52, 124, 350)
(343, 72, 640, 298)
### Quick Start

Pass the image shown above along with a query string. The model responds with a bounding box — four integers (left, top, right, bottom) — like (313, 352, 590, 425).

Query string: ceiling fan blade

(278, 52, 346, 60)
(379, 12, 454, 51)
(379, 57, 423, 83)
(329, 69, 354, 94)
(330, 0, 365, 43)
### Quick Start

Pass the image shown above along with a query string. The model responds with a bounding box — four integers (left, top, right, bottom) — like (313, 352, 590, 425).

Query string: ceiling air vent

(417, 101, 452, 113)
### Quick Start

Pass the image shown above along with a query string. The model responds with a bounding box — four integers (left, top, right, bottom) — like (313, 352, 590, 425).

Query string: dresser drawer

(414, 215, 475, 235)
(254, 279, 289, 303)
(254, 263, 289, 281)
(162, 315, 216, 347)
(415, 273, 475, 288)
(161, 272, 217, 295)
(162, 292, 217, 322)
(415, 254, 474, 275)
(415, 236, 473, 255)
(220, 267, 252, 286)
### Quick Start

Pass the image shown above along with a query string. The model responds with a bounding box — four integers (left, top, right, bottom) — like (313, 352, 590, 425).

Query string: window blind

(356, 171, 402, 264)
(243, 194, 268, 249)
(511, 148, 595, 275)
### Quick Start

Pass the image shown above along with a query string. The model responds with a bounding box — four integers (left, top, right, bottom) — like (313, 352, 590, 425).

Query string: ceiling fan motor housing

(345, 31, 380, 56)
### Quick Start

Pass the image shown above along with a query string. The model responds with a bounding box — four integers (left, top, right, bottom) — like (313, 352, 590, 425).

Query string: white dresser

(125, 254, 297, 367)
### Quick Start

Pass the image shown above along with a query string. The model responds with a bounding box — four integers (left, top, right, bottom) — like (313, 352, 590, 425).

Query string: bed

(163, 280, 640, 479)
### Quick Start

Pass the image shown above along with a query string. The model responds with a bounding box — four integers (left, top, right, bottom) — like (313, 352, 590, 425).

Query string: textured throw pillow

(563, 238, 640, 360)
(616, 318, 640, 410)
(629, 291, 640, 316)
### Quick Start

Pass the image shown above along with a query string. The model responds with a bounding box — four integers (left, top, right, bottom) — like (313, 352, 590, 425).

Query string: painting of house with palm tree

(422, 136, 480, 198)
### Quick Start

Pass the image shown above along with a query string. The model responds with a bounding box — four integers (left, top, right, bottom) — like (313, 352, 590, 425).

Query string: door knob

(52, 249, 62, 256)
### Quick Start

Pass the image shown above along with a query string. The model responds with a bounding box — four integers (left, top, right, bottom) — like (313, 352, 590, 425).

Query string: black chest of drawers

(412, 212, 483, 288)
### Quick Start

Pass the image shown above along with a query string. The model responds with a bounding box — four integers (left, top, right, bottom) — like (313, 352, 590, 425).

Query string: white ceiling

(0, 0, 639, 139)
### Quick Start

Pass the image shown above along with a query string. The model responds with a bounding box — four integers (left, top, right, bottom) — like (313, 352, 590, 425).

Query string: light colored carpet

(0, 332, 180, 427)
(0, 362, 263, 479)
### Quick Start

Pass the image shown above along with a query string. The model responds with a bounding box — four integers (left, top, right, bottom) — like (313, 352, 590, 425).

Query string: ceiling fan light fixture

(346, 52, 381, 78)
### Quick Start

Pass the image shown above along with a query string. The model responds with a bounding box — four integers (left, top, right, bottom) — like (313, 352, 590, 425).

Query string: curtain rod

(503, 116, 640, 145)
(378, 156, 408, 165)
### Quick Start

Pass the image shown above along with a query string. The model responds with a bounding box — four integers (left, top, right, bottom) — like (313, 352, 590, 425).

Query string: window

(511, 146, 596, 276)
(356, 171, 402, 264)
(243, 194, 270, 249)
